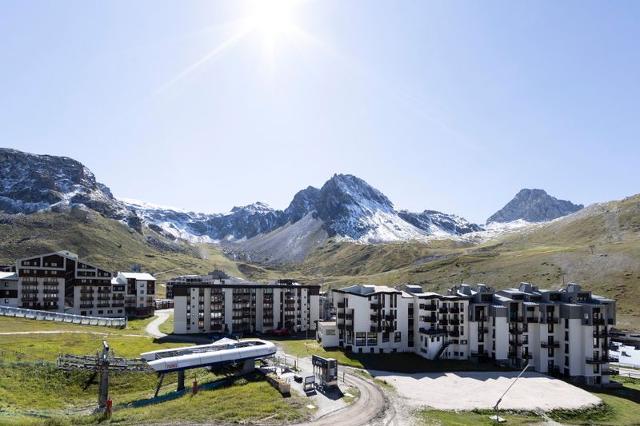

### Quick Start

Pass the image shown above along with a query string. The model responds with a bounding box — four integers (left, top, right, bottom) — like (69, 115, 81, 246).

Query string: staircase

(435, 341, 451, 360)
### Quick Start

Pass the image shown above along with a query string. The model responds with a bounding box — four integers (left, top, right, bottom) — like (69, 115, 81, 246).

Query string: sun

(246, 0, 302, 66)
(249, 0, 298, 37)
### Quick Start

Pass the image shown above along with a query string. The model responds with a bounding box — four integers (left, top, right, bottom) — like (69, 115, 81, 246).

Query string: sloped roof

(119, 272, 156, 281)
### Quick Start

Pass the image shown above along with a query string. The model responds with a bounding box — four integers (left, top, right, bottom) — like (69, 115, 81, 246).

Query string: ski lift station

(141, 338, 277, 372)
(141, 338, 277, 395)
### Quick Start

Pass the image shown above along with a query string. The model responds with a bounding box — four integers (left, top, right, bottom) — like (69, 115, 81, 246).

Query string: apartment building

(0, 251, 156, 318)
(8, 251, 124, 317)
(112, 272, 156, 317)
(172, 276, 320, 335)
(320, 282, 616, 385)
(331, 285, 414, 354)
(0, 271, 18, 307)
(453, 282, 616, 385)
(166, 270, 229, 299)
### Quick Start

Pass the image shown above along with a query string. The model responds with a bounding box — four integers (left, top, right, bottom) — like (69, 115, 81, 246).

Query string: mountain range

(1, 148, 639, 329)
(0, 148, 585, 262)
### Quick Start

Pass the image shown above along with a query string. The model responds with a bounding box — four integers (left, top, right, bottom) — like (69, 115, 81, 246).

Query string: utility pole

(491, 363, 531, 423)
(98, 341, 110, 414)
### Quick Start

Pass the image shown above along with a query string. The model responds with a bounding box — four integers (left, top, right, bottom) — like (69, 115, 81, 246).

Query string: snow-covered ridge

(3, 148, 580, 253)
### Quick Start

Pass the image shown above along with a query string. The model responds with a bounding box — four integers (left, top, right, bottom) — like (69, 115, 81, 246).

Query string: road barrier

(0, 306, 126, 328)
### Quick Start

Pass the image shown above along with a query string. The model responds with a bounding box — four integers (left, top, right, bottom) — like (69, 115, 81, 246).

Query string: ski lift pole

(492, 362, 531, 423)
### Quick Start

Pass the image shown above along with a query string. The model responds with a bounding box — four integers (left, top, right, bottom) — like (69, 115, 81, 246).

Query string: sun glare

(246, 0, 302, 66)
(250, 0, 298, 37)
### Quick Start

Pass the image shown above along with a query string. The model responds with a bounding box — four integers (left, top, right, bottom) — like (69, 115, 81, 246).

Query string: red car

(271, 328, 290, 337)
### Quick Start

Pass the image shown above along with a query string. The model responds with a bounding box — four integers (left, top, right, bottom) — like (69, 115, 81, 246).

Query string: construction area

(368, 369, 603, 411)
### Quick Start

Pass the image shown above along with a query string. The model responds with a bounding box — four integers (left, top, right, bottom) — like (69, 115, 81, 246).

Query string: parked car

(271, 328, 290, 337)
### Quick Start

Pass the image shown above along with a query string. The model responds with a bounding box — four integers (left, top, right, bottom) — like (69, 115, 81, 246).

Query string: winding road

(145, 308, 172, 338)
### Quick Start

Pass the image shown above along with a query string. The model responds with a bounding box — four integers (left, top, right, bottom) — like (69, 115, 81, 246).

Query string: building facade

(112, 272, 156, 317)
(172, 276, 320, 335)
(0, 251, 156, 318)
(0, 271, 18, 307)
(320, 282, 616, 385)
(332, 285, 414, 354)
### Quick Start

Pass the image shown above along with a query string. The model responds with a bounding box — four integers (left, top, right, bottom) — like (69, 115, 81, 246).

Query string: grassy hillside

(1, 194, 638, 328)
(0, 209, 248, 287)
(293, 194, 640, 329)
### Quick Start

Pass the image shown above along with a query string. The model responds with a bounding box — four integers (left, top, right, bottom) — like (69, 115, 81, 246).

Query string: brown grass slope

(0, 208, 261, 286)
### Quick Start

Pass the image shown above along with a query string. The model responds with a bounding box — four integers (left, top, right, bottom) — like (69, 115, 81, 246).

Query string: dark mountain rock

(284, 186, 321, 223)
(487, 189, 583, 223)
(399, 210, 482, 235)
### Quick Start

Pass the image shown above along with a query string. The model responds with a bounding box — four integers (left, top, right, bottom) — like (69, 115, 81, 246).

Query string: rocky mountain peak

(487, 188, 583, 223)
(284, 186, 321, 223)
(230, 202, 274, 214)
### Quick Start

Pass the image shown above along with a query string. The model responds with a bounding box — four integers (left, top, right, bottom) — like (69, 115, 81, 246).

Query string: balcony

(21, 296, 38, 302)
(593, 330, 609, 339)
(541, 341, 560, 348)
(80, 303, 93, 308)
(112, 303, 124, 307)
(337, 302, 345, 309)
(370, 326, 381, 333)
(592, 318, 606, 326)
(97, 303, 110, 308)
(509, 316, 523, 323)
(43, 289, 58, 294)
(543, 317, 559, 324)
(586, 356, 612, 364)
(449, 307, 460, 314)
(526, 316, 537, 323)
(438, 307, 449, 314)
(450, 319, 460, 326)
(478, 326, 489, 334)
(509, 340, 523, 347)
(22, 289, 39, 295)
(370, 303, 381, 310)
(80, 296, 93, 302)
(509, 327, 523, 335)
(422, 304, 437, 311)
(449, 329, 460, 337)
(440, 319, 449, 326)
(420, 327, 447, 335)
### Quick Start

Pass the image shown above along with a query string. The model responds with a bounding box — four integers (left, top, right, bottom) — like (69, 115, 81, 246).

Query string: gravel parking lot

(369, 370, 601, 411)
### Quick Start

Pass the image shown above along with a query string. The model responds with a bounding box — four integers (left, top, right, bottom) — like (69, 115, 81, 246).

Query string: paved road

(615, 365, 640, 379)
(145, 308, 172, 338)
(297, 368, 388, 426)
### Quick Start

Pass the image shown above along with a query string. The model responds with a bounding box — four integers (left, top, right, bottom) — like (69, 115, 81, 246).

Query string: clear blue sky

(2, 0, 639, 223)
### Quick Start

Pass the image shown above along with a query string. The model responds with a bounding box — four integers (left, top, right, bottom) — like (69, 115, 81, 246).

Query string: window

(394, 332, 401, 342)
(565, 344, 569, 354)
(565, 319, 569, 328)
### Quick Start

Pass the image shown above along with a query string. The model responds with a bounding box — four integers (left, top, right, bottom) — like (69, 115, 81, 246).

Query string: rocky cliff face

(0, 148, 138, 229)
(487, 188, 583, 223)
(398, 210, 482, 235)
(0, 148, 484, 247)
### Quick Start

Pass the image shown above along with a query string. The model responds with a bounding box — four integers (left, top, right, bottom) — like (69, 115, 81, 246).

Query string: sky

(1, 0, 639, 223)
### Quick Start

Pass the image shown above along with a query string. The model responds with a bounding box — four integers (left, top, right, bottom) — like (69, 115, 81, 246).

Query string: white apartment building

(320, 282, 616, 385)
(172, 277, 320, 335)
(0, 271, 18, 307)
(331, 285, 414, 354)
(112, 272, 157, 317)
